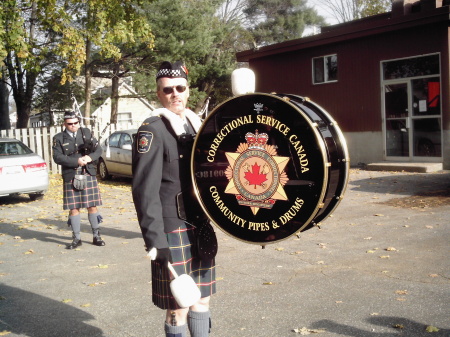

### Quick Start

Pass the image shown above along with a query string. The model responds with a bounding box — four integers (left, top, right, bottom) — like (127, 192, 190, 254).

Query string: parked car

(97, 129, 137, 180)
(0, 138, 49, 200)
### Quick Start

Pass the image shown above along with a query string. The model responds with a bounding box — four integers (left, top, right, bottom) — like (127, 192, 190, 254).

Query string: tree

(135, 0, 239, 113)
(0, 0, 154, 128)
(49, 0, 154, 125)
(243, 0, 325, 46)
(319, 0, 392, 23)
(0, 67, 11, 130)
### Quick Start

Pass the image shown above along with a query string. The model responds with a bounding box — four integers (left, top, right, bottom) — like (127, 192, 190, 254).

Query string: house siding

(237, 4, 449, 168)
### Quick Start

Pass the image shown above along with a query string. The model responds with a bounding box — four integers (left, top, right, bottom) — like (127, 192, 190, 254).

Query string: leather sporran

(73, 174, 87, 191)
(195, 219, 218, 260)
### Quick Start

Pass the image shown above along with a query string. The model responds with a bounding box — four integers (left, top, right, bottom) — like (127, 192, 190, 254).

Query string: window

(313, 54, 338, 84)
(118, 112, 132, 127)
(108, 133, 121, 148)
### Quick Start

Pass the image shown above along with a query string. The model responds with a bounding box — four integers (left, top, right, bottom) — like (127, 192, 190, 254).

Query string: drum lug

(318, 203, 324, 208)
(326, 162, 332, 167)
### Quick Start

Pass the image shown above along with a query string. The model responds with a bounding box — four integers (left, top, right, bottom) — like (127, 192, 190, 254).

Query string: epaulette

(141, 116, 161, 126)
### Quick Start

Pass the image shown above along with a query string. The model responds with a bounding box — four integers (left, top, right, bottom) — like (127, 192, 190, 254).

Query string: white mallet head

(232, 68, 255, 96)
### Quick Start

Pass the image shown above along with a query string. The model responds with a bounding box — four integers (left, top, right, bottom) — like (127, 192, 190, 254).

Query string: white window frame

(312, 54, 338, 84)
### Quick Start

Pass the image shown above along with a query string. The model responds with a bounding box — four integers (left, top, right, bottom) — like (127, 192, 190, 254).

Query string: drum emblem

(224, 130, 290, 215)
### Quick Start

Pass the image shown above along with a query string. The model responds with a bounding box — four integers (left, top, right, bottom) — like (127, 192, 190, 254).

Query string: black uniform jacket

(52, 128, 102, 183)
(132, 116, 205, 250)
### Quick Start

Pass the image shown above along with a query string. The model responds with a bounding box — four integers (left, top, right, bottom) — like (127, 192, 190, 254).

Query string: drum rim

(191, 92, 330, 245)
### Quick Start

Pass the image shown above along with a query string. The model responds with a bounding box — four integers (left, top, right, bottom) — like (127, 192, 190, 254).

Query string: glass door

(384, 82, 409, 157)
(382, 54, 442, 161)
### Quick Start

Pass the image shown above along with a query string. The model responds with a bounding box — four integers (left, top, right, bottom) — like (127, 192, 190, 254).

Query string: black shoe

(93, 236, 105, 246)
(67, 238, 82, 250)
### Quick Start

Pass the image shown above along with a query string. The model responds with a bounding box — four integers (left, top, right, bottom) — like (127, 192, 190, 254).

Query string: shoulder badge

(137, 131, 153, 153)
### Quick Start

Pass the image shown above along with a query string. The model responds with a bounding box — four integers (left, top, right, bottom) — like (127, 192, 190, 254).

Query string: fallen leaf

(275, 247, 284, 251)
(80, 303, 91, 307)
(385, 247, 398, 251)
(429, 274, 439, 278)
(425, 325, 439, 332)
(393, 324, 404, 329)
(379, 255, 390, 259)
(263, 282, 273, 285)
(0, 331, 11, 336)
(374, 214, 384, 217)
(61, 299, 72, 303)
(395, 290, 408, 295)
(292, 327, 326, 334)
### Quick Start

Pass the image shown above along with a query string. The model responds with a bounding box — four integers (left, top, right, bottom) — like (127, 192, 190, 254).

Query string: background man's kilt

(151, 223, 216, 310)
(63, 172, 102, 210)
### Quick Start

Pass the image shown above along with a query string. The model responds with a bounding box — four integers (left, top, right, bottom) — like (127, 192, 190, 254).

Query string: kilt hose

(151, 222, 216, 310)
(63, 171, 102, 210)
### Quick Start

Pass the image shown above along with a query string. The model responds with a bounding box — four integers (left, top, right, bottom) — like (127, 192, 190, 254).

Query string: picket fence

(0, 123, 137, 174)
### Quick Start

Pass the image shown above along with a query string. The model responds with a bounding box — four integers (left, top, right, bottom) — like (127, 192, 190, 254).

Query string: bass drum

(192, 93, 349, 245)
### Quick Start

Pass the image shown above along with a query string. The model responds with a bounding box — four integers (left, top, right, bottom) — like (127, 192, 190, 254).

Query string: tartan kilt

(151, 222, 216, 310)
(63, 170, 102, 210)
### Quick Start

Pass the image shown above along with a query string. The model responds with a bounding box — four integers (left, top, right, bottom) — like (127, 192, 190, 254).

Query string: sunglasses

(162, 85, 187, 95)
(66, 121, 79, 126)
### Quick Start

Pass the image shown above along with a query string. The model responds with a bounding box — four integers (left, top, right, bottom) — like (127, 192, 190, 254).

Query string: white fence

(0, 123, 137, 174)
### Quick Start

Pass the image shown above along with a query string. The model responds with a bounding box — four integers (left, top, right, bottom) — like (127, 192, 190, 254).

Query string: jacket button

(180, 154, 183, 158)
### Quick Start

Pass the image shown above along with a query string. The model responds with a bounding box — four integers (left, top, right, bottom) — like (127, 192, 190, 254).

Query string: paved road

(1, 169, 449, 337)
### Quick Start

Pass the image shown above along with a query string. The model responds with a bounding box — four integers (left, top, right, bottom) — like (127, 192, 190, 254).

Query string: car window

(108, 133, 121, 148)
(120, 133, 132, 147)
(0, 141, 33, 156)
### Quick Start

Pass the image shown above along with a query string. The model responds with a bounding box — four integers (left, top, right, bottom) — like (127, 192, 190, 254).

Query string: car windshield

(0, 141, 33, 156)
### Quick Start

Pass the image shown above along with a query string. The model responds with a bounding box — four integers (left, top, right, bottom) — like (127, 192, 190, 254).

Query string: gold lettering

(248, 222, 269, 231)
(279, 198, 304, 224)
(209, 186, 247, 228)
(208, 115, 254, 163)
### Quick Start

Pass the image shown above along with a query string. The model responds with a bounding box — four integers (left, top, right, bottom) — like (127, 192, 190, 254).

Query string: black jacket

(52, 128, 102, 182)
(132, 116, 205, 250)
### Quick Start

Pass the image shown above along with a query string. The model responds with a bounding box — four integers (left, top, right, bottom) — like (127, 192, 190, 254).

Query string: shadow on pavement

(0, 283, 105, 337)
(312, 317, 450, 336)
(348, 172, 450, 197)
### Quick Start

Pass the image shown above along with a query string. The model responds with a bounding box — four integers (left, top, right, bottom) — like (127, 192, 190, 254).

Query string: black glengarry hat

(156, 61, 188, 81)
(64, 111, 78, 120)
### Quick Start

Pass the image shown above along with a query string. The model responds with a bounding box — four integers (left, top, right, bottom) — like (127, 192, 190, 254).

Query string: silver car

(0, 138, 49, 200)
(97, 129, 137, 180)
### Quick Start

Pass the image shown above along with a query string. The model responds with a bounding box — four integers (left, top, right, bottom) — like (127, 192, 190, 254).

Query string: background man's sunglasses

(162, 85, 187, 95)
(66, 122, 79, 126)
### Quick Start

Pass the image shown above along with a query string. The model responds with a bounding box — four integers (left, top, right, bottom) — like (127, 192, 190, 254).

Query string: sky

(307, 0, 339, 25)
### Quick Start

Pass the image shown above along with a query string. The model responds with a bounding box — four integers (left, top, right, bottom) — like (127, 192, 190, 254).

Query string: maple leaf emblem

(244, 162, 267, 188)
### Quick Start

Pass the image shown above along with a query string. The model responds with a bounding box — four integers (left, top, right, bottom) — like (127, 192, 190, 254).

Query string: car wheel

(29, 193, 44, 201)
(98, 159, 111, 180)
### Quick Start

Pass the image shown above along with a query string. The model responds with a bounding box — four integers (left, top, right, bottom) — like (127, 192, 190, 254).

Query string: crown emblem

(245, 130, 268, 150)
(254, 103, 264, 113)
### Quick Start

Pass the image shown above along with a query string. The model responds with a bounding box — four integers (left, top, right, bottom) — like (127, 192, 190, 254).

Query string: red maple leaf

(244, 162, 267, 188)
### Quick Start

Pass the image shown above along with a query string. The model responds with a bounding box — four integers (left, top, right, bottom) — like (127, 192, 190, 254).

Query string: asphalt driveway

(0, 169, 449, 337)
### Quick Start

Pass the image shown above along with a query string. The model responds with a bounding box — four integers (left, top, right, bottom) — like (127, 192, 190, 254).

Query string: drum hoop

(191, 93, 331, 245)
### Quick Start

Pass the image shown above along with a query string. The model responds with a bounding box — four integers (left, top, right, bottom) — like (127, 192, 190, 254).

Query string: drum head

(192, 93, 346, 245)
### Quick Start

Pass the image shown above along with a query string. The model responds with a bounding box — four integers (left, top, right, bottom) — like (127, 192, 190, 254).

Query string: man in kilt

(52, 111, 105, 250)
(132, 61, 216, 337)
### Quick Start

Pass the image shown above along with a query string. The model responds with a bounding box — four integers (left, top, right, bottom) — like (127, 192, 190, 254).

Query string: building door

(382, 54, 442, 161)
(384, 82, 410, 157)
